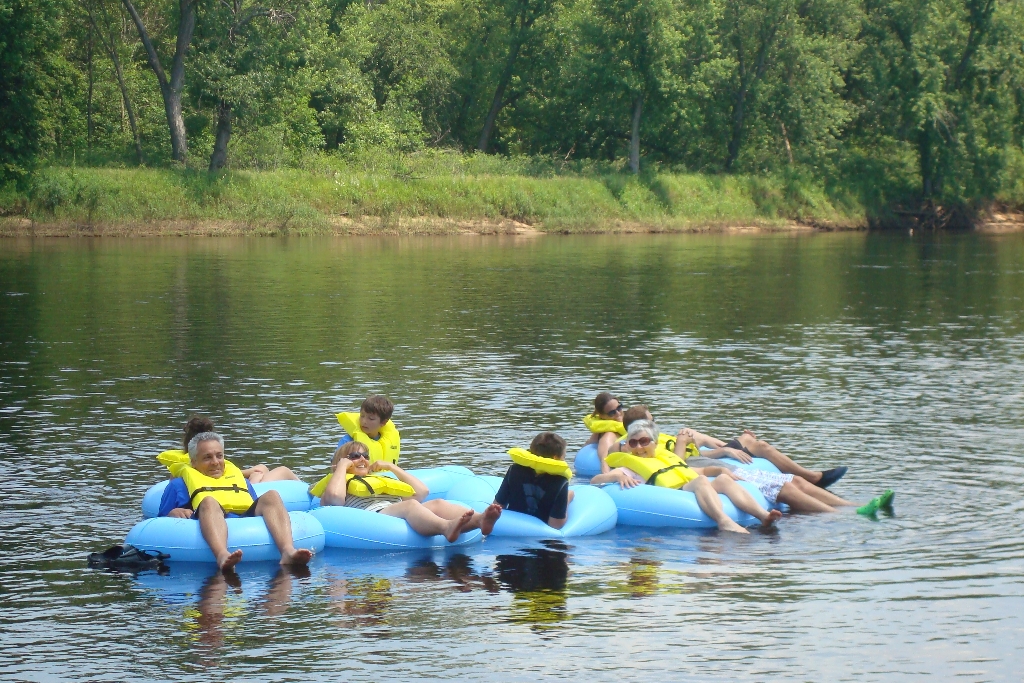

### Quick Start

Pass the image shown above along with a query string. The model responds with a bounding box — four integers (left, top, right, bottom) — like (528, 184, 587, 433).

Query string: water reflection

(493, 541, 571, 629)
(406, 553, 500, 593)
(328, 574, 394, 628)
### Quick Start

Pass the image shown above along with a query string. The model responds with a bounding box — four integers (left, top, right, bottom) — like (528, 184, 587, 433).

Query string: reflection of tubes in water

(328, 574, 394, 626)
(405, 553, 500, 593)
(494, 541, 570, 628)
(626, 557, 661, 598)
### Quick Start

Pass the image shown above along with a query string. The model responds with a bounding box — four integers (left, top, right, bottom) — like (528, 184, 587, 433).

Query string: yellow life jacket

(308, 472, 416, 499)
(157, 449, 190, 471)
(583, 414, 627, 437)
(337, 412, 401, 464)
(178, 460, 256, 514)
(605, 449, 698, 488)
(655, 433, 700, 460)
(508, 448, 573, 479)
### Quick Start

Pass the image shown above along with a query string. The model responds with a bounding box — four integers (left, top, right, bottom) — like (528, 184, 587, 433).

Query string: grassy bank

(0, 154, 869, 236)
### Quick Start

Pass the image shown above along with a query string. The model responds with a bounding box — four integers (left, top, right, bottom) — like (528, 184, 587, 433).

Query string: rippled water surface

(2, 233, 1023, 682)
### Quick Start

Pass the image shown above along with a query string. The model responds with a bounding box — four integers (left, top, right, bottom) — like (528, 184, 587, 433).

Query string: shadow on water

(492, 540, 571, 630)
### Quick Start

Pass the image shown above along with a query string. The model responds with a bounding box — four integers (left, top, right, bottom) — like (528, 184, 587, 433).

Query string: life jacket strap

(645, 463, 688, 487)
(188, 483, 249, 506)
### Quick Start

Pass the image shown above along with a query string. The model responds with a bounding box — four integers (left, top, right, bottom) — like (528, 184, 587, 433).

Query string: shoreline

(0, 216, 852, 238)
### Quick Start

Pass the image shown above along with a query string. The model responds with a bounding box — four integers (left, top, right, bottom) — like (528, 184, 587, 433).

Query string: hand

(614, 468, 640, 489)
(676, 428, 696, 447)
(369, 460, 396, 474)
(167, 508, 193, 519)
(723, 447, 753, 464)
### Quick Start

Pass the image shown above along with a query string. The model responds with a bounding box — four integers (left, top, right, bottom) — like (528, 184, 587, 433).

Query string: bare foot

(720, 520, 750, 534)
(280, 548, 313, 566)
(762, 509, 783, 528)
(444, 510, 474, 543)
(480, 503, 502, 535)
(218, 549, 243, 571)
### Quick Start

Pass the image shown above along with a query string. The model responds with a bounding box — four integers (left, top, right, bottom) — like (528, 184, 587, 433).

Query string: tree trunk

(108, 37, 144, 165)
(122, 0, 195, 163)
(726, 86, 748, 171)
(477, 39, 522, 153)
(919, 123, 933, 197)
(629, 94, 643, 174)
(209, 100, 232, 172)
(780, 121, 793, 164)
(87, 21, 94, 155)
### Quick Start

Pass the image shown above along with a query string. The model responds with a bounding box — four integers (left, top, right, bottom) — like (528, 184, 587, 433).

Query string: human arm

(158, 478, 193, 518)
(320, 460, 351, 507)
(681, 429, 726, 449)
(370, 461, 428, 501)
(590, 468, 642, 489)
(546, 483, 572, 529)
(596, 432, 622, 474)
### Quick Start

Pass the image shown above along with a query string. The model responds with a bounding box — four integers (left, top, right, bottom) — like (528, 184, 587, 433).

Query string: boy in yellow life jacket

(159, 432, 314, 571)
(335, 395, 401, 464)
(495, 432, 575, 529)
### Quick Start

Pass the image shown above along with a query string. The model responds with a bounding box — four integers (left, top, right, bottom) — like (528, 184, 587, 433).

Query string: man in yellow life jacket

(335, 395, 401, 464)
(159, 432, 313, 571)
(495, 432, 575, 529)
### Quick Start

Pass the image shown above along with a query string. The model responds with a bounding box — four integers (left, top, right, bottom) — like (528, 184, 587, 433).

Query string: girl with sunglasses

(581, 392, 628, 473)
(590, 419, 782, 533)
(313, 441, 502, 543)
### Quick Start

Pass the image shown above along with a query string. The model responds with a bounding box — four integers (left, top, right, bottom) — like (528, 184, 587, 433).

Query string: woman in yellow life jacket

(590, 419, 782, 533)
(161, 432, 314, 571)
(316, 442, 503, 542)
(582, 392, 628, 474)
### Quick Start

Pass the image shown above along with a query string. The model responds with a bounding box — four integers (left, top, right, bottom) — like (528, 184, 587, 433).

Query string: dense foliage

(3, 0, 1023, 217)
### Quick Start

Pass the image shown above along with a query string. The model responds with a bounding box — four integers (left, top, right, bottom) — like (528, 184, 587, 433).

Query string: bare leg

(255, 490, 312, 566)
(710, 473, 780, 527)
(196, 497, 243, 571)
(422, 499, 503, 535)
(260, 466, 300, 482)
(683, 476, 749, 534)
(776, 481, 837, 513)
(382, 499, 474, 542)
(790, 477, 857, 506)
(736, 432, 822, 482)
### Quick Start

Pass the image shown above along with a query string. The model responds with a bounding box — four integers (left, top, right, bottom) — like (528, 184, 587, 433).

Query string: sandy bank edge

(0, 215, 864, 237)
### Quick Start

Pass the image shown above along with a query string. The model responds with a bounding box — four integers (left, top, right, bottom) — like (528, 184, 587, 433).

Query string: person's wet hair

(183, 415, 215, 450)
(529, 432, 566, 458)
(361, 395, 394, 422)
(593, 392, 617, 415)
(622, 405, 650, 429)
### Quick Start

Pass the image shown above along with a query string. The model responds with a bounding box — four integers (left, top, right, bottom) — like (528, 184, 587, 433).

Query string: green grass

(0, 151, 867, 234)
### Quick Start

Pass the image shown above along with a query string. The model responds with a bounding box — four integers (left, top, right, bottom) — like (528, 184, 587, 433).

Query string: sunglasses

(346, 451, 369, 461)
(627, 436, 653, 448)
(606, 405, 623, 415)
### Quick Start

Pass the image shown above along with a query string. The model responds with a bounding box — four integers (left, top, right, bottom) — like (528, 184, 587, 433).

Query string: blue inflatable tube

(403, 465, 477, 501)
(601, 479, 773, 528)
(573, 442, 783, 477)
(141, 479, 314, 518)
(309, 504, 482, 550)
(124, 511, 326, 563)
(445, 475, 618, 539)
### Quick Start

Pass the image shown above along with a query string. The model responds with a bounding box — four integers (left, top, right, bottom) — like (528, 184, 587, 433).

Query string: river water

(1, 233, 1022, 682)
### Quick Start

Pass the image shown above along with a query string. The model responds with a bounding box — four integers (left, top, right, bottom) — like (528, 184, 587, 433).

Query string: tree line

(3, 0, 1023, 214)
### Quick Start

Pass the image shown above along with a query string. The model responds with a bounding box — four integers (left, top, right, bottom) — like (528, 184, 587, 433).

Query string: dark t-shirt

(494, 463, 569, 522)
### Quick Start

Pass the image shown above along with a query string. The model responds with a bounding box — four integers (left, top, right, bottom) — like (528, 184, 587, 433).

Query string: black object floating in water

(87, 545, 170, 574)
